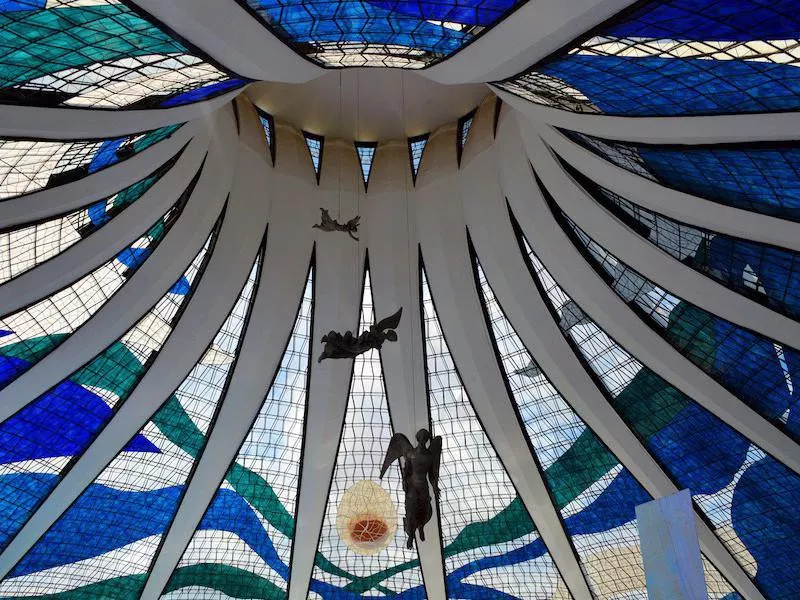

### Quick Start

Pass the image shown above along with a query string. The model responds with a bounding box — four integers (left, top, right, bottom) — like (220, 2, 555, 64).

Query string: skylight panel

(0, 226, 216, 560)
(0, 250, 261, 599)
(354, 142, 377, 191)
(163, 263, 313, 598)
(456, 110, 475, 166)
(519, 222, 800, 598)
(309, 267, 424, 594)
(302, 132, 324, 184)
(420, 264, 569, 598)
(0, 0, 243, 109)
(408, 134, 428, 185)
(257, 109, 276, 166)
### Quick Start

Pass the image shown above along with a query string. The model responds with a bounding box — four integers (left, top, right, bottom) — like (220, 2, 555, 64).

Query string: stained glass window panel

(163, 266, 313, 599)
(0, 249, 260, 599)
(421, 266, 568, 598)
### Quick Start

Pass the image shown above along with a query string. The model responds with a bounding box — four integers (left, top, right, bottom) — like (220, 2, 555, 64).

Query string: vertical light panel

(309, 268, 424, 597)
(161, 265, 313, 599)
(0, 227, 217, 558)
(0, 178, 194, 395)
(0, 248, 261, 598)
(522, 232, 797, 599)
(420, 265, 568, 599)
(474, 256, 651, 597)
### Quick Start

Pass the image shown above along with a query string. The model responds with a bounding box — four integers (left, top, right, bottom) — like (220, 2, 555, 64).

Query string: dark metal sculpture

(318, 308, 402, 363)
(312, 208, 360, 241)
(380, 428, 442, 549)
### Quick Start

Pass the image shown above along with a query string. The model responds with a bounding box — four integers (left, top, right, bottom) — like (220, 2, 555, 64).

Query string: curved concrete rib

(0, 87, 242, 140)
(0, 121, 201, 228)
(523, 125, 800, 350)
(424, 0, 635, 84)
(0, 105, 242, 581)
(130, 0, 322, 83)
(483, 116, 765, 600)
(495, 87, 800, 144)
(502, 116, 800, 477)
(287, 137, 366, 600)
(539, 125, 800, 253)
(142, 100, 317, 600)
(366, 139, 446, 598)
(0, 131, 210, 316)
(414, 122, 593, 600)
(0, 106, 238, 427)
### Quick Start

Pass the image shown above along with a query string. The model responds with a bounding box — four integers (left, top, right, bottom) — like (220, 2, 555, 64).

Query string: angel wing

(428, 435, 443, 498)
(380, 432, 413, 479)
(375, 307, 403, 332)
(345, 215, 360, 228)
(319, 208, 334, 225)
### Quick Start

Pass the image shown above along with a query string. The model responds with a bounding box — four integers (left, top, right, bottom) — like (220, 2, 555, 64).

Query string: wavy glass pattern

(311, 269, 424, 596)
(421, 267, 568, 599)
(565, 132, 800, 222)
(0, 177, 194, 394)
(163, 266, 312, 599)
(0, 248, 261, 599)
(556, 207, 800, 441)
(408, 135, 428, 184)
(474, 258, 649, 596)
(498, 0, 800, 115)
(561, 159, 800, 322)
(0, 152, 179, 285)
(0, 0, 242, 109)
(522, 233, 800, 599)
(240, 0, 526, 68)
(0, 124, 181, 200)
(0, 227, 216, 561)
(355, 143, 376, 191)
(475, 257, 741, 599)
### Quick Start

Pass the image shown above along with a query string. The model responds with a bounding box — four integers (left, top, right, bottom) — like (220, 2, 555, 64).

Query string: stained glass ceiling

(238, 0, 527, 68)
(0, 1, 799, 599)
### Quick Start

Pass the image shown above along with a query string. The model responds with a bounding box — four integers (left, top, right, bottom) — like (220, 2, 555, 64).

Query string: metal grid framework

(310, 269, 424, 596)
(565, 131, 800, 222)
(456, 111, 475, 166)
(0, 248, 261, 599)
(497, 0, 800, 116)
(562, 158, 800, 324)
(408, 135, 429, 185)
(0, 0, 243, 109)
(421, 266, 568, 599)
(163, 266, 313, 599)
(257, 109, 276, 166)
(0, 153, 179, 285)
(523, 232, 800, 599)
(474, 256, 740, 599)
(0, 180, 194, 397)
(0, 228, 216, 571)
(239, 0, 526, 68)
(0, 125, 182, 200)
(354, 142, 377, 191)
(553, 200, 800, 442)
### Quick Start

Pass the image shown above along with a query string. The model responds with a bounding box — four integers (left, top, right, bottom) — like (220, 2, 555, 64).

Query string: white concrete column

(637, 490, 709, 600)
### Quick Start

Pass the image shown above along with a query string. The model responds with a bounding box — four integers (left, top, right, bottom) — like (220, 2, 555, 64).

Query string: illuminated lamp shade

(336, 480, 398, 555)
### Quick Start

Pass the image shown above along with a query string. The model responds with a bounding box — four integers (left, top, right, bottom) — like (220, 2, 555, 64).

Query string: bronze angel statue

(380, 428, 442, 549)
(318, 308, 402, 363)
(312, 208, 360, 241)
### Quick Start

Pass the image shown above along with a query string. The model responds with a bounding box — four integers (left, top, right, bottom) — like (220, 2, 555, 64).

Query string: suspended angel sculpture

(318, 308, 402, 363)
(380, 429, 442, 549)
(312, 208, 360, 241)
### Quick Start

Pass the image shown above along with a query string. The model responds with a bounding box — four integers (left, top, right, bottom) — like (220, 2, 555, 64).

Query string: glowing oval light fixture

(336, 480, 397, 555)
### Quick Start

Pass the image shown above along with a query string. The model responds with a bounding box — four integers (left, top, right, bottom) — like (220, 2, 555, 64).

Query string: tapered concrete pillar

(636, 490, 708, 600)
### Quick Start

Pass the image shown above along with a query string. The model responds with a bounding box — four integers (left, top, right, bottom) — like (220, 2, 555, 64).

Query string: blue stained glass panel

(522, 233, 800, 599)
(241, 0, 526, 68)
(498, 0, 800, 116)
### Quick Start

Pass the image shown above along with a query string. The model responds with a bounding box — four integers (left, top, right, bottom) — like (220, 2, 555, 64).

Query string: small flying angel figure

(380, 428, 442, 549)
(318, 308, 402, 363)
(312, 208, 360, 241)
